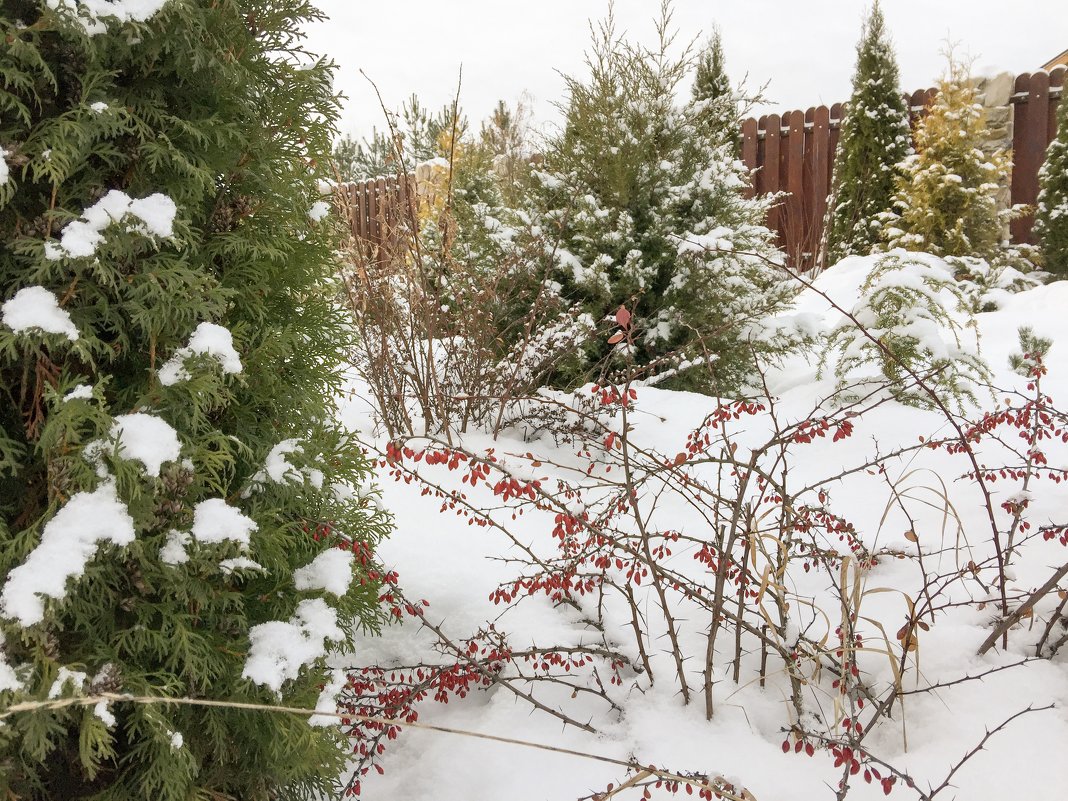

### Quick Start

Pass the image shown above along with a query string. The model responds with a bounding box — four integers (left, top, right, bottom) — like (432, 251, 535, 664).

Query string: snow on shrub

(44, 190, 176, 260)
(1, 286, 80, 340)
(157, 321, 242, 385)
(822, 251, 990, 409)
(1, 482, 135, 626)
(293, 548, 355, 596)
(242, 598, 345, 693)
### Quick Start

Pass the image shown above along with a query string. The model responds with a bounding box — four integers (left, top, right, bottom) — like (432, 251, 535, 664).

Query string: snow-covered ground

(336, 255, 1068, 800)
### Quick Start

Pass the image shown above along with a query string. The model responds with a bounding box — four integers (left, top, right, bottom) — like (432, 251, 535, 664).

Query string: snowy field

(336, 255, 1068, 800)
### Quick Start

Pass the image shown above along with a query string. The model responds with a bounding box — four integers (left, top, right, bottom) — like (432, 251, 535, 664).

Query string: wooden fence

(742, 67, 1064, 269)
(345, 68, 1065, 270)
(1010, 68, 1066, 243)
(340, 174, 413, 261)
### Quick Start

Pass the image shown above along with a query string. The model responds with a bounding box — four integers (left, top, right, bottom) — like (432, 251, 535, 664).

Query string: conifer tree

(529, 5, 796, 391)
(690, 29, 738, 155)
(880, 53, 1013, 260)
(1035, 91, 1068, 276)
(333, 95, 467, 181)
(0, 2, 389, 799)
(823, 1, 911, 265)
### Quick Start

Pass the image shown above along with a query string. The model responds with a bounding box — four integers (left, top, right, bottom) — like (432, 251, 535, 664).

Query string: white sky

(304, 0, 1066, 142)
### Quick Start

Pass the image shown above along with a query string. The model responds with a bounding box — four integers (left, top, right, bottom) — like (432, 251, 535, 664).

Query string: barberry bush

(0, 2, 389, 798)
(341, 308, 1068, 799)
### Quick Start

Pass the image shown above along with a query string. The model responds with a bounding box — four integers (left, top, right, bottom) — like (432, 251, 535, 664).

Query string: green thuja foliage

(823, 1, 911, 265)
(878, 52, 1042, 310)
(529, 5, 796, 392)
(1035, 91, 1068, 277)
(0, 2, 390, 799)
(880, 53, 1013, 260)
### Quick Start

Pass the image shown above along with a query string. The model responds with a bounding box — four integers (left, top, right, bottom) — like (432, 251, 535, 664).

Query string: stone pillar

(973, 72, 1016, 238)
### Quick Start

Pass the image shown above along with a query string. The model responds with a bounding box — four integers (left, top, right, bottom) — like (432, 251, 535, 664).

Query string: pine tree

(690, 29, 737, 155)
(0, 2, 390, 799)
(528, 5, 796, 391)
(479, 98, 532, 202)
(1035, 91, 1068, 277)
(880, 53, 1013, 260)
(823, 1, 911, 266)
(333, 95, 467, 181)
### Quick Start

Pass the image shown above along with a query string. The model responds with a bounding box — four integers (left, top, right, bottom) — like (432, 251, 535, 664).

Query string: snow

(47, 667, 88, 699)
(45, 0, 171, 35)
(0, 633, 21, 693)
(334, 253, 1068, 800)
(219, 557, 264, 575)
(109, 413, 181, 476)
(158, 322, 242, 386)
(89, 101, 109, 113)
(293, 549, 354, 596)
(159, 530, 190, 566)
(262, 439, 303, 483)
(245, 439, 328, 493)
(189, 499, 257, 547)
(242, 598, 345, 693)
(63, 384, 94, 402)
(309, 201, 331, 221)
(1, 482, 135, 626)
(2, 286, 80, 341)
(169, 730, 184, 749)
(45, 190, 176, 260)
(308, 668, 347, 727)
(161, 501, 257, 567)
(0, 147, 9, 185)
(93, 700, 116, 728)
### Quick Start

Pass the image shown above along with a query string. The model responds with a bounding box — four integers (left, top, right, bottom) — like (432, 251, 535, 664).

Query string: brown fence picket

(1012, 71, 1051, 243)
(741, 117, 759, 198)
(763, 113, 782, 233)
(810, 105, 832, 264)
(1049, 66, 1065, 141)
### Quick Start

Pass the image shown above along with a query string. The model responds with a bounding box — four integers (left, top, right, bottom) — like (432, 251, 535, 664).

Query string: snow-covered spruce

(821, 251, 990, 410)
(879, 53, 1026, 271)
(527, 12, 797, 390)
(823, 1, 912, 264)
(1035, 78, 1068, 276)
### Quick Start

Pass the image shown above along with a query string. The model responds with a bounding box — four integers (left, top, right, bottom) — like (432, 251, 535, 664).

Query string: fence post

(763, 113, 782, 235)
(784, 110, 805, 267)
(741, 118, 759, 199)
(1011, 72, 1050, 243)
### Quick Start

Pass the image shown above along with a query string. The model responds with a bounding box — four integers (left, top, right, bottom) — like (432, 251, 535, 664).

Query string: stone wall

(973, 71, 1016, 229)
